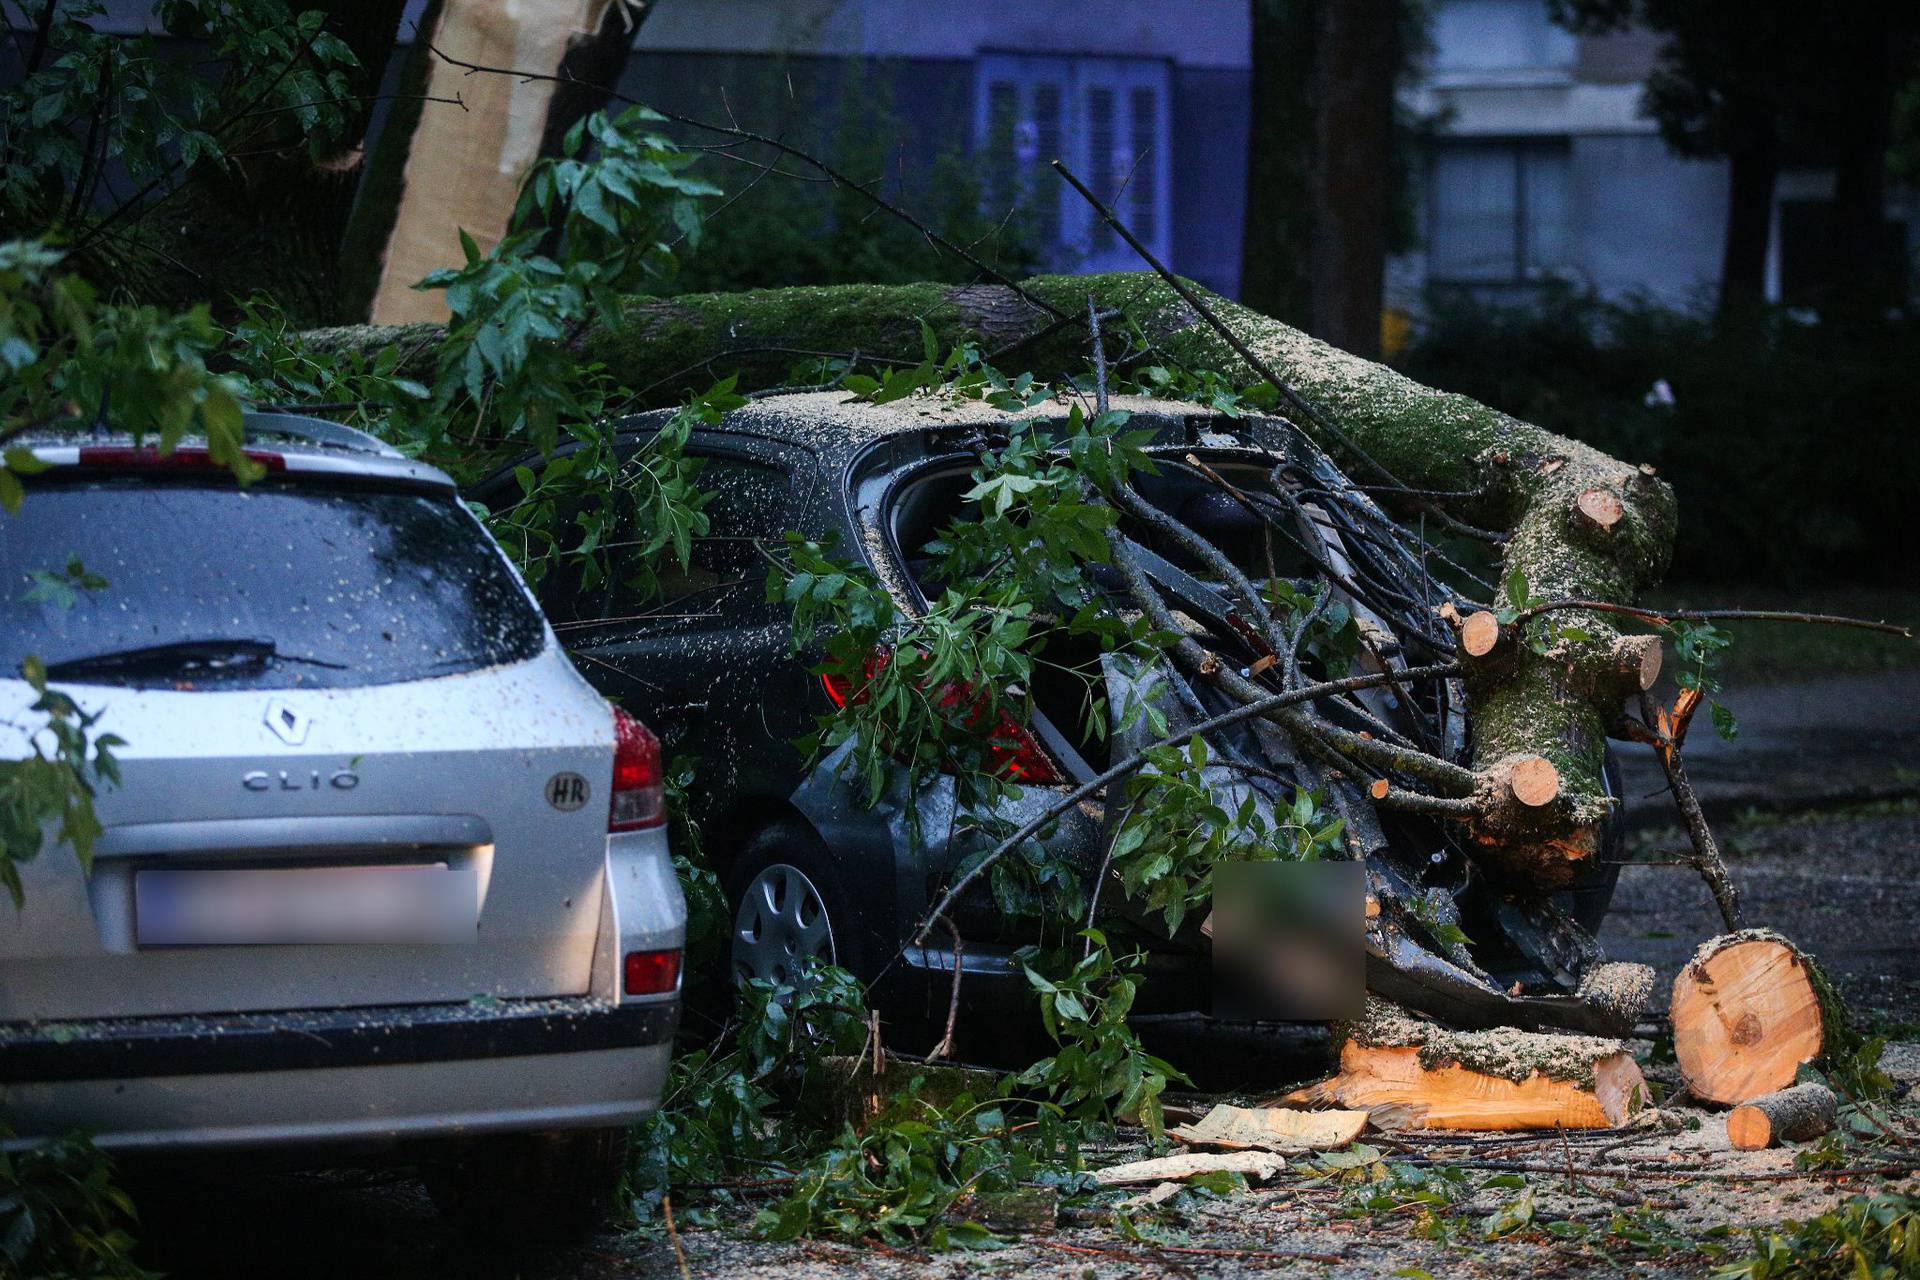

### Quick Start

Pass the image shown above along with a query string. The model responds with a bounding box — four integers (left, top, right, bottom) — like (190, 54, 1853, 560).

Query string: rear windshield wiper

(43, 638, 348, 680)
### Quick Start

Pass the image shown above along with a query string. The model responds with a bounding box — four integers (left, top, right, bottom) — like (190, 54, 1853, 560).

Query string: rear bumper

(0, 996, 676, 1151)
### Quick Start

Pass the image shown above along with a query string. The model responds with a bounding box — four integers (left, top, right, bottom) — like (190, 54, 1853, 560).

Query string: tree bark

(1716, 102, 1778, 325)
(1823, 24, 1897, 323)
(1308, 0, 1396, 358)
(306, 271, 1677, 865)
(1239, 0, 1316, 325)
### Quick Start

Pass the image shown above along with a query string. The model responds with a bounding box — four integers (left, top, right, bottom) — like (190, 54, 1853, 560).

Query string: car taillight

(623, 948, 681, 996)
(77, 445, 286, 471)
(609, 706, 665, 831)
(818, 646, 1063, 786)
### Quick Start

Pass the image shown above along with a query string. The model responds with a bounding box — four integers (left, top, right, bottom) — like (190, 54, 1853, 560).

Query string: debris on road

(1672, 929, 1828, 1104)
(1167, 1102, 1369, 1152)
(1728, 1081, 1839, 1149)
(1284, 999, 1649, 1130)
(1091, 1149, 1288, 1186)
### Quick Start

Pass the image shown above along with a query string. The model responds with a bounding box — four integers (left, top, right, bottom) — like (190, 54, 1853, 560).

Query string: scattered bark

(1671, 930, 1826, 1105)
(1728, 1082, 1837, 1150)
(1091, 1150, 1288, 1186)
(1168, 1103, 1368, 1153)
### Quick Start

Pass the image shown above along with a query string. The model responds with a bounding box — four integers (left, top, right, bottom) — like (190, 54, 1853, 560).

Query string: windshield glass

(2, 477, 545, 689)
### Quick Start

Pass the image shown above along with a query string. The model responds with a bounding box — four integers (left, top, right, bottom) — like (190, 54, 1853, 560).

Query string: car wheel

(730, 858, 840, 988)
(1561, 748, 1628, 933)
(426, 1127, 626, 1245)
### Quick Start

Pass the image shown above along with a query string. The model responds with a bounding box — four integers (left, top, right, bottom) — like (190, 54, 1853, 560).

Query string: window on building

(975, 54, 1171, 273)
(1427, 140, 1572, 285)
(1431, 0, 1577, 76)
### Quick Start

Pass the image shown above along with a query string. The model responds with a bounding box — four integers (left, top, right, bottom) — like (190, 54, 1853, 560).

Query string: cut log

(1614, 633, 1664, 694)
(1727, 1082, 1837, 1150)
(1508, 755, 1561, 808)
(1168, 1104, 1369, 1153)
(1460, 610, 1502, 658)
(1671, 930, 1826, 1105)
(1285, 1001, 1648, 1130)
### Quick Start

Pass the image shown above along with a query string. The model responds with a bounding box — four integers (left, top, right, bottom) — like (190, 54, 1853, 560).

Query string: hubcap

(732, 863, 836, 988)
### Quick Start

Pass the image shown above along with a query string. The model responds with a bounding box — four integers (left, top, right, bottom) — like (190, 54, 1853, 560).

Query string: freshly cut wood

(1727, 1082, 1837, 1150)
(1614, 633, 1664, 693)
(1574, 487, 1625, 533)
(1672, 930, 1826, 1105)
(1460, 610, 1502, 658)
(1092, 1150, 1287, 1186)
(1285, 1001, 1647, 1131)
(1508, 755, 1561, 808)
(1168, 1104, 1369, 1153)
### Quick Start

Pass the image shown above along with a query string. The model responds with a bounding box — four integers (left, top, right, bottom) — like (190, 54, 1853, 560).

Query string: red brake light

(818, 645, 1063, 785)
(609, 707, 664, 831)
(623, 948, 681, 996)
(77, 445, 285, 471)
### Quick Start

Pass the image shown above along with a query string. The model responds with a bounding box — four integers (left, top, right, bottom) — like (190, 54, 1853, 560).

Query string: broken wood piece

(1114, 1182, 1185, 1211)
(1672, 930, 1826, 1104)
(1727, 1082, 1837, 1150)
(1573, 487, 1625, 534)
(1459, 610, 1502, 658)
(1092, 1150, 1286, 1187)
(1285, 1001, 1647, 1130)
(1613, 633, 1664, 694)
(1168, 1104, 1369, 1153)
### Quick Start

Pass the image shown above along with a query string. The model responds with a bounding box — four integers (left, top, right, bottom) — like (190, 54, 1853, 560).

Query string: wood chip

(1169, 1104, 1369, 1153)
(1092, 1150, 1287, 1186)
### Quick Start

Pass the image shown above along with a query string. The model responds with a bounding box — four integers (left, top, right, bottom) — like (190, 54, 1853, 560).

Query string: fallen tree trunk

(1672, 930, 1827, 1104)
(306, 272, 1677, 883)
(1727, 1082, 1837, 1150)
(1285, 1001, 1649, 1130)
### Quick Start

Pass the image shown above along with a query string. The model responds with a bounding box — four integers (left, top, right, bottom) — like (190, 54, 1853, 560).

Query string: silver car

(0, 414, 683, 1234)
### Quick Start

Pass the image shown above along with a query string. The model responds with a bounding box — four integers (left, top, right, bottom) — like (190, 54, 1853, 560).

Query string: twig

(909, 662, 1460, 945)
(1629, 688, 1742, 930)
(662, 1194, 692, 1280)
(1050, 158, 1506, 546)
(1513, 598, 1913, 638)
(1033, 1237, 1348, 1268)
(925, 915, 963, 1063)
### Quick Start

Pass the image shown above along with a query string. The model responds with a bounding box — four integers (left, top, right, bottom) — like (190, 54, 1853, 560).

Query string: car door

(556, 439, 822, 821)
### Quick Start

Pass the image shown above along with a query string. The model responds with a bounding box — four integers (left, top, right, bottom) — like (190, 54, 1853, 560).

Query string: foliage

(1108, 736, 1344, 935)
(670, 60, 1042, 294)
(0, 658, 124, 909)
(0, 1126, 151, 1280)
(0, 0, 359, 242)
(758, 1086, 1072, 1247)
(1714, 1193, 1919, 1280)
(1394, 289, 1920, 586)
(1014, 935, 1187, 1141)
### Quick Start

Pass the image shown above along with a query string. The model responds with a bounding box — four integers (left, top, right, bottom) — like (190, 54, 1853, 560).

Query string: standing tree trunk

(1308, 0, 1396, 358)
(1240, 0, 1317, 325)
(1822, 17, 1898, 322)
(1716, 100, 1778, 325)
(366, 0, 634, 325)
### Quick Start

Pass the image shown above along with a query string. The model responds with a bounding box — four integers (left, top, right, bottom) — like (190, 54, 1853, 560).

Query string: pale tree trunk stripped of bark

(367, 0, 624, 324)
(309, 271, 1678, 880)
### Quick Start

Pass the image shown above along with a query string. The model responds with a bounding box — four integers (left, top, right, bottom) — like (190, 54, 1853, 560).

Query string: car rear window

(1, 477, 546, 689)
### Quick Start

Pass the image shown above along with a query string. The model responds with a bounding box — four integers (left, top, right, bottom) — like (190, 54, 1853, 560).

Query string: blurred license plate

(135, 865, 477, 946)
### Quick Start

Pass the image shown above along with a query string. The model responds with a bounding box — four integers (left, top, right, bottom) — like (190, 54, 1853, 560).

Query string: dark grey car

(477, 391, 1623, 1032)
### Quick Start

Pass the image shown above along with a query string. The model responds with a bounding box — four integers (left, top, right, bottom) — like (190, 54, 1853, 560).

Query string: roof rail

(243, 411, 404, 459)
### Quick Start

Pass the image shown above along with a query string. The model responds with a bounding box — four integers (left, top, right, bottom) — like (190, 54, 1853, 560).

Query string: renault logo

(263, 698, 311, 746)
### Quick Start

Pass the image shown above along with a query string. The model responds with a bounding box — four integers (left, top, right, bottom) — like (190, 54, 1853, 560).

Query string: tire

(724, 822, 881, 988)
(426, 1127, 626, 1245)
